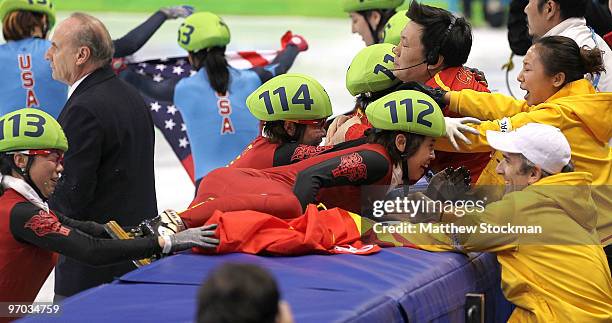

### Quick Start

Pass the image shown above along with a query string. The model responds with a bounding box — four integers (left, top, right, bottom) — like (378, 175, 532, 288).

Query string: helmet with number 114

(246, 73, 333, 146)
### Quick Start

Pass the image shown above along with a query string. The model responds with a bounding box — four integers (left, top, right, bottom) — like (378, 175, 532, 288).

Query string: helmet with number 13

(0, 108, 67, 200)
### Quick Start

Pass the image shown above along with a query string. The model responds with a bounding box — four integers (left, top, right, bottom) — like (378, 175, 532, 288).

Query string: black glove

(401, 81, 448, 108)
(131, 209, 187, 238)
(425, 167, 471, 201)
(466, 66, 489, 87)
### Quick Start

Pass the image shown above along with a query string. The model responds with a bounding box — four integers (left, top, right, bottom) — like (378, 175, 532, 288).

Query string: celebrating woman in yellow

(407, 35, 612, 261)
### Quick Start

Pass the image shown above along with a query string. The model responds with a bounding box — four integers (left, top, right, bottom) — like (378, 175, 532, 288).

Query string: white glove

(444, 117, 481, 151)
(160, 5, 194, 19)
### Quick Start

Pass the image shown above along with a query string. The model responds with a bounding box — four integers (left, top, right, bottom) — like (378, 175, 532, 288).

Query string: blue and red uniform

(174, 46, 302, 183)
(0, 38, 67, 118)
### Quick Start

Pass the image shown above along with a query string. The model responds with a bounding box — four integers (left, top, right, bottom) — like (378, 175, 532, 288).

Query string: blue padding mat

(18, 283, 401, 323)
(20, 248, 513, 323)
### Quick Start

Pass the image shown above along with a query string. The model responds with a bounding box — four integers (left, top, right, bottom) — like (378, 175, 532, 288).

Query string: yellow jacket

(451, 172, 612, 322)
(438, 79, 612, 244)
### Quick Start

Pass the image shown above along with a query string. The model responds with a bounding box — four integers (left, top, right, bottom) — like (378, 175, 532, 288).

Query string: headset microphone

(390, 60, 427, 71)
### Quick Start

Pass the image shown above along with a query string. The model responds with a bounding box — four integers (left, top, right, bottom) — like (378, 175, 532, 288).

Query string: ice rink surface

(35, 12, 526, 302)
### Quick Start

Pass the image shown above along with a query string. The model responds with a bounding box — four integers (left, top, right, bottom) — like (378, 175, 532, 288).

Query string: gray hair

(69, 12, 114, 66)
(517, 153, 574, 178)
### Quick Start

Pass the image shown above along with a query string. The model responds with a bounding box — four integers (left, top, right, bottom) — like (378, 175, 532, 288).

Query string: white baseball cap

(486, 123, 571, 174)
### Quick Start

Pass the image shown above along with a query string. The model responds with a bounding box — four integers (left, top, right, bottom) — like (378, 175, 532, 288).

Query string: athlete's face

(350, 12, 376, 46)
(392, 21, 430, 83)
(300, 122, 327, 146)
(516, 46, 559, 106)
(406, 136, 436, 181)
(13, 151, 64, 198)
(45, 18, 80, 85)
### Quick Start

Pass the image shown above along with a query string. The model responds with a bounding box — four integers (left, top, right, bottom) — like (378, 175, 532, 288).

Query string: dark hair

(190, 46, 230, 94)
(263, 120, 306, 144)
(0, 154, 15, 196)
(69, 12, 114, 67)
(0, 154, 13, 176)
(537, 0, 588, 20)
(2, 10, 48, 41)
(407, 1, 472, 67)
(197, 263, 280, 323)
(357, 8, 397, 43)
(366, 130, 426, 164)
(534, 36, 605, 86)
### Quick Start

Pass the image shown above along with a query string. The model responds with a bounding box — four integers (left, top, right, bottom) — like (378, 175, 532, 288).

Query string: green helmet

(383, 10, 409, 45)
(246, 74, 333, 121)
(366, 90, 445, 136)
(346, 43, 401, 96)
(177, 11, 230, 52)
(0, 108, 68, 153)
(0, 0, 55, 28)
(341, 0, 404, 12)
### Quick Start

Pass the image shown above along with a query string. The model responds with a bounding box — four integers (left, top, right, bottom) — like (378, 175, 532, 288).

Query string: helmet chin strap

(400, 151, 410, 197)
(358, 12, 381, 44)
(13, 156, 47, 202)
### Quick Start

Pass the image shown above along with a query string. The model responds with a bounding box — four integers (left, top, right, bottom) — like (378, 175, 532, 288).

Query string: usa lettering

(18, 54, 40, 108)
(217, 92, 235, 135)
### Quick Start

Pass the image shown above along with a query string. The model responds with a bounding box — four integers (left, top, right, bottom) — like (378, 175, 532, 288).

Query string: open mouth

(520, 85, 530, 101)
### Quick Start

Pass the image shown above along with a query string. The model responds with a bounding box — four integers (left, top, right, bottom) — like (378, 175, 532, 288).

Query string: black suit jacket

(50, 65, 158, 297)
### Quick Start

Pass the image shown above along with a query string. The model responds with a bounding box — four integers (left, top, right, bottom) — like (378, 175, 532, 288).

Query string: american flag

(116, 50, 278, 182)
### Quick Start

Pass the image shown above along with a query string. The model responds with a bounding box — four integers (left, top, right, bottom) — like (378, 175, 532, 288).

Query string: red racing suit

(228, 135, 367, 169)
(0, 189, 55, 305)
(0, 188, 160, 305)
(182, 143, 393, 228)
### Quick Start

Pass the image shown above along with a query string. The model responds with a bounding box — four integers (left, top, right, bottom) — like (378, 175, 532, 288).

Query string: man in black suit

(45, 12, 158, 300)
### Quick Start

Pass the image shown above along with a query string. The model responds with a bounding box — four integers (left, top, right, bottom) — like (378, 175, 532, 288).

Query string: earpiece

(426, 16, 457, 66)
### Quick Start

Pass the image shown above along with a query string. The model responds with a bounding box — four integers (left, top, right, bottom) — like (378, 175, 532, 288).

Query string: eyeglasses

(290, 118, 327, 129)
(7, 149, 65, 166)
